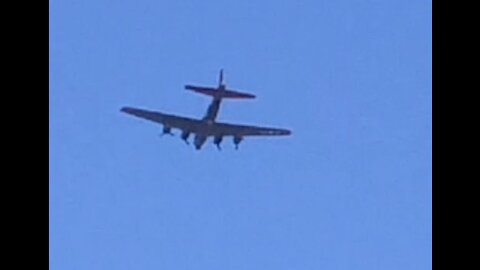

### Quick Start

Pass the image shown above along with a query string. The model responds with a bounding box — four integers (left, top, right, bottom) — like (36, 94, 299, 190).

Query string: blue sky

(50, 0, 432, 269)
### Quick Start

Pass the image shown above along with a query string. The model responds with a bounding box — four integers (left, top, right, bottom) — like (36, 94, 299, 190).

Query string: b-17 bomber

(121, 70, 291, 150)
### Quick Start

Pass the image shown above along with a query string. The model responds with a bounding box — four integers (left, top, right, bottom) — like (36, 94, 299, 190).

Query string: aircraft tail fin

(219, 69, 224, 87)
(185, 69, 255, 99)
(185, 85, 256, 99)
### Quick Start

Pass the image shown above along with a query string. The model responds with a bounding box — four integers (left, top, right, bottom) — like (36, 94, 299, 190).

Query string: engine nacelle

(162, 125, 173, 136)
(214, 135, 223, 150)
(181, 131, 190, 144)
(233, 136, 243, 149)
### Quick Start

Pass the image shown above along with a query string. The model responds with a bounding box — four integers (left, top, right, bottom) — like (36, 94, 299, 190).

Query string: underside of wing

(208, 121, 292, 137)
(121, 106, 291, 139)
(120, 107, 204, 132)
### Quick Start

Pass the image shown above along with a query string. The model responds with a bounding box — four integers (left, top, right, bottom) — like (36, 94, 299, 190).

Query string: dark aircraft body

(121, 70, 291, 150)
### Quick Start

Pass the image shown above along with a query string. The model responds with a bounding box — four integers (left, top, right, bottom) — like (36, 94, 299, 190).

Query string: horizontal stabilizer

(185, 85, 256, 99)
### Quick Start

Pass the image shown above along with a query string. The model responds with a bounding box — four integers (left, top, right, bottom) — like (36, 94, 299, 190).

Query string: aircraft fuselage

(195, 94, 223, 149)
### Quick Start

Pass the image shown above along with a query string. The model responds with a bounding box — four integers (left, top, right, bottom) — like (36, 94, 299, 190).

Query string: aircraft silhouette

(121, 69, 291, 150)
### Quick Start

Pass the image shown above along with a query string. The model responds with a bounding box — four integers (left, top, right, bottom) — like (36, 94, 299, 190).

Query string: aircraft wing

(209, 121, 291, 137)
(121, 106, 291, 136)
(121, 107, 205, 131)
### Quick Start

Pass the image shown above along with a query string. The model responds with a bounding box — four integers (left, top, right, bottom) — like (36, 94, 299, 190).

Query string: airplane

(120, 69, 291, 150)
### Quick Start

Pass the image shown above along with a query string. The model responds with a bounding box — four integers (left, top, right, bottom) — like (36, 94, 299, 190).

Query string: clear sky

(50, 0, 432, 269)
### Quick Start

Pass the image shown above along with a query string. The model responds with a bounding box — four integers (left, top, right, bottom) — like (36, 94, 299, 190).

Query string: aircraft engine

(162, 125, 173, 136)
(213, 135, 223, 150)
(181, 131, 190, 144)
(233, 136, 243, 150)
